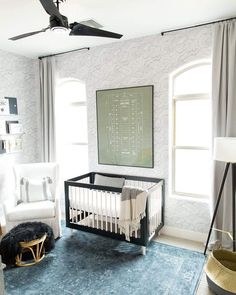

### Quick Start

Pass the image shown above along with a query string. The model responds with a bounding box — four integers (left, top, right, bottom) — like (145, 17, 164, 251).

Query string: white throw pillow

(94, 174, 125, 188)
(20, 177, 52, 203)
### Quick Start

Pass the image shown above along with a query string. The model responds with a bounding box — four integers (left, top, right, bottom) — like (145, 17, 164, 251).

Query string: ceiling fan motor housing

(50, 15, 68, 29)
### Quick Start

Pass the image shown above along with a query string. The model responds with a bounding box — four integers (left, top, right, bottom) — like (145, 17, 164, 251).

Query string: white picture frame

(0, 99, 10, 115)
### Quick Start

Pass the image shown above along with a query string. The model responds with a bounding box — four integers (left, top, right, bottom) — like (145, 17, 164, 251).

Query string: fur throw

(0, 222, 55, 265)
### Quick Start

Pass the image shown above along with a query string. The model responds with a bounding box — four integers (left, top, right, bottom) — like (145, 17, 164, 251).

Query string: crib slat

(75, 187, 78, 223)
(92, 190, 95, 228)
(75, 187, 79, 224)
(109, 192, 112, 232)
(100, 191, 103, 230)
(69, 186, 72, 222)
(105, 191, 108, 231)
(79, 187, 82, 223)
(96, 190, 98, 229)
(72, 187, 76, 222)
(114, 193, 117, 233)
(84, 187, 86, 222)
(85, 189, 91, 226)
(82, 188, 87, 226)
(71, 186, 74, 222)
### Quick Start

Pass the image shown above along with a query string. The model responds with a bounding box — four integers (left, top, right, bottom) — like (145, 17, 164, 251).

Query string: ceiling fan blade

(70, 23, 123, 39)
(39, 0, 65, 25)
(9, 27, 49, 41)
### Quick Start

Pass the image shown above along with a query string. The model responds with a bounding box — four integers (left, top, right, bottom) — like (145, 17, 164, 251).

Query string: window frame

(170, 61, 211, 200)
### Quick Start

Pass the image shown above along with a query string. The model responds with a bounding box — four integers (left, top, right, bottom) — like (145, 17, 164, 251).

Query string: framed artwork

(96, 85, 154, 168)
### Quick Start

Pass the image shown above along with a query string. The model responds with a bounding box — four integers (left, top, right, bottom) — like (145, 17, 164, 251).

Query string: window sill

(170, 193, 210, 204)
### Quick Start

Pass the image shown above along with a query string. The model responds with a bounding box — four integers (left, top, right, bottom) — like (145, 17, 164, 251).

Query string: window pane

(58, 145, 88, 180)
(64, 105, 88, 143)
(58, 80, 86, 103)
(174, 65, 211, 95)
(175, 99, 211, 146)
(175, 149, 211, 196)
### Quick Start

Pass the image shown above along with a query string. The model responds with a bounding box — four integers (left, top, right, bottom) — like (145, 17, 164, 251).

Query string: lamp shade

(213, 137, 236, 163)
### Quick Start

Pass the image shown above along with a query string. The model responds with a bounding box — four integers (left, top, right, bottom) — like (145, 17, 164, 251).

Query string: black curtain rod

(38, 46, 90, 60)
(161, 16, 236, 36)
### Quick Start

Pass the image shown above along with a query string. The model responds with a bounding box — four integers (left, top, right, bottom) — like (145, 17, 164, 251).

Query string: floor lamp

(204, 137, 236, 255)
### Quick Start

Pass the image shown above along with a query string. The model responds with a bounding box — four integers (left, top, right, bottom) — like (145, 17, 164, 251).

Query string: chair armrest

(54, 191, 62, 237)
(2, 196, 16, 216)
(54, 186, 60, 201)
(54, 189, 61, 214)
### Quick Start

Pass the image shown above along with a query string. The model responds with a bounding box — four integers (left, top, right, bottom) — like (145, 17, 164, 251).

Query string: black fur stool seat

(0, 222, 55, 266)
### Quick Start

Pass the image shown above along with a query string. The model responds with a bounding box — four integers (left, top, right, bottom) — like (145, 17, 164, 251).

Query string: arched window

(55, 79, 88, 181)
(170, 61, 211, 199)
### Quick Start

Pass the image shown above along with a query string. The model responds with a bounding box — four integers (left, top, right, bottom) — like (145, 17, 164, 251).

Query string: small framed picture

(0, 98, 10, 115)
(5, 97, 18, 115)
(5, 120, 19, 134)
(9, 123, 23, 134)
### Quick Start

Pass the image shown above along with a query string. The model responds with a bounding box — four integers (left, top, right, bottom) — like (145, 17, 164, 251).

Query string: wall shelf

(0, 97, 22, 154)
(0, 133, 24, 139)
(0, 133, 24, 154)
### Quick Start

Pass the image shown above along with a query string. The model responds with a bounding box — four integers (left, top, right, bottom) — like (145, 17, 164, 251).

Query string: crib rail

(65, 172, 164, 246)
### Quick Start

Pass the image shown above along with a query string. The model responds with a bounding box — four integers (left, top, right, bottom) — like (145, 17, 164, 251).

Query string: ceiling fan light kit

(9, 0, 123, 41)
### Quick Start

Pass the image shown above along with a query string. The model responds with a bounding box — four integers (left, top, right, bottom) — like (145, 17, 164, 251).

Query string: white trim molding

(160, 225, 208, 243)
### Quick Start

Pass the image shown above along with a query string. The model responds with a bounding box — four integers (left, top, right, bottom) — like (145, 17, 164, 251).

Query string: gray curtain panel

(39, 57, 56, 162)
(212, 20, 236, 247)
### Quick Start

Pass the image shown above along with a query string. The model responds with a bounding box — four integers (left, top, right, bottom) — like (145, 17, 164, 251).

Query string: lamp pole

(232, 163, 236, 251)
(204, 163, 230, 255)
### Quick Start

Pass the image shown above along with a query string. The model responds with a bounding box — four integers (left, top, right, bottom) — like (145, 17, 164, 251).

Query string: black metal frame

(65, 172, 164, 247)
(204, 163, 236, 254)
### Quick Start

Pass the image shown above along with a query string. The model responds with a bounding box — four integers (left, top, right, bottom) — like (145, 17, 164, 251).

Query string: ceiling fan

(9, 0, 123, 41)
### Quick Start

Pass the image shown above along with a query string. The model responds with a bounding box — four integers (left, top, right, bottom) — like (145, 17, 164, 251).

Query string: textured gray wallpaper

(0, 49, 40, 203)
(58, 26, 212, 234)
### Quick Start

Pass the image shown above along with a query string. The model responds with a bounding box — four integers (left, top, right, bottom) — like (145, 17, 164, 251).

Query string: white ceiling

(0, 0, 236, 59)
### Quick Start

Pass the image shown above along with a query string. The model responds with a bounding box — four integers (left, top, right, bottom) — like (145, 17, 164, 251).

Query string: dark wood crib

(64, 172, 164, 254)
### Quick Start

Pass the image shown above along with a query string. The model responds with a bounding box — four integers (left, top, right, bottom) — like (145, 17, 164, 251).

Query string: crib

(64, 172, 164, 253)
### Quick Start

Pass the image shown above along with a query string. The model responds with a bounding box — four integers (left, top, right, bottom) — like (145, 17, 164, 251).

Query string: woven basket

(204, 249, 236, 294)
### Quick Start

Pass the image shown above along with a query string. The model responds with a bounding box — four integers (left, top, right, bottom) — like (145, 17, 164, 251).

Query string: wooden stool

(15, 233, 47, 267)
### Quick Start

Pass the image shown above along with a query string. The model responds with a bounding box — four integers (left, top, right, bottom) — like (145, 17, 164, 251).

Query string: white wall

(0, 49, 40, 206)
(56, 26, 212, 237)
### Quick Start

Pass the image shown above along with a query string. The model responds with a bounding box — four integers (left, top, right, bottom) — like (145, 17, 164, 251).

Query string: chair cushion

(7, 201, 56, 221)
(20, 177, 52, 203)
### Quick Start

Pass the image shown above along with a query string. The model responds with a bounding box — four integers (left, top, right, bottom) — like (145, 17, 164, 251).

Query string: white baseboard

(160, 225, 207, 243)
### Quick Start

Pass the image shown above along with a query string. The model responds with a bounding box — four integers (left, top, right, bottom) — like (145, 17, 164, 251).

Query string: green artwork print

(96, 85, 153, 168)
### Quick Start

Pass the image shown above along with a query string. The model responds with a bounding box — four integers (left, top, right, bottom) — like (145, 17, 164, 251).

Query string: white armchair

(2, 162, 61, 239)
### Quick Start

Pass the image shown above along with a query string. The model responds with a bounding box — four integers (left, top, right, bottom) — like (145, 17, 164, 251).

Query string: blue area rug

(4, 225, 205, 295)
